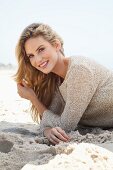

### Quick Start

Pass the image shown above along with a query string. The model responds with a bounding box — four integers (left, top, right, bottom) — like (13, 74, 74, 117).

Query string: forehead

(24, 36, 49, 52)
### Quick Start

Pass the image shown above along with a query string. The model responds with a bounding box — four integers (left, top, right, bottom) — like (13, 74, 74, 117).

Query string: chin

(41, 69, 51, 74)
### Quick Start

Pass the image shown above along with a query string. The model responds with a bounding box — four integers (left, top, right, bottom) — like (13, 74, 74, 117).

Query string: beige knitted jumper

(40, 56, 113, 133)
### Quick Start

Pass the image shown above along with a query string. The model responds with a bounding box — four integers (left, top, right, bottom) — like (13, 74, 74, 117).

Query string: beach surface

(0, 69, 113, 170)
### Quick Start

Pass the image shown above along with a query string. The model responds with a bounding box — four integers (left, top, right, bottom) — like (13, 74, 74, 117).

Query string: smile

(39, 60, 49, 68)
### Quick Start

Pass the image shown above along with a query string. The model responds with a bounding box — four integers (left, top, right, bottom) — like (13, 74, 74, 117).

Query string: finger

(49, 137, 59, 145)
(20, 83, 24, 87)
(17, 84, 24, 96)
(17, 83, 21, 88)
(56, 127, 70, 139)
(52, 129, 68, 142)
(22, 80, 28, 87)
(50, 134, 61, 144)
(17, 83, 24, 88)
(55, 131, 68, 142)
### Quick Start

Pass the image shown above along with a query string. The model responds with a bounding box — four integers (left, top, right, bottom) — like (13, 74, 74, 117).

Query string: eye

(38, 47, 45, 53)
(27, 55, 34, 59)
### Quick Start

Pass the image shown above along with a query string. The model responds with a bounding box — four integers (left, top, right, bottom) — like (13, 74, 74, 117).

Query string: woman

(15, 23, 113, 145)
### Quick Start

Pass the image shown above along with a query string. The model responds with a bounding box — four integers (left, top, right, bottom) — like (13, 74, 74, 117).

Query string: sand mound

(21, 143, 113, 170)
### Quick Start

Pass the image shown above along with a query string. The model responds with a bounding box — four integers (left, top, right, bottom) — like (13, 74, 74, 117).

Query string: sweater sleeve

(40, 65, 95, 133)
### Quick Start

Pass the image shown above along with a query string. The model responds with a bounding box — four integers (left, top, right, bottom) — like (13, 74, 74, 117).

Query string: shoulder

(63, 55, 104, 88)
(68, 55, 110, 76)
(64, 55, 111, 86)
(69, 55, 113, 77)
(67, 56, 96, 76)
(69, 55, 98, 68)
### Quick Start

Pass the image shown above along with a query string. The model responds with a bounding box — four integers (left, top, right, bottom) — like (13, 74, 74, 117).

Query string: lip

(39, 60, 49, 68)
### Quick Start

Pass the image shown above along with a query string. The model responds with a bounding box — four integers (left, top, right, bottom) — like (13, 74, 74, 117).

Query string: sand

(0, 69, 113, 170)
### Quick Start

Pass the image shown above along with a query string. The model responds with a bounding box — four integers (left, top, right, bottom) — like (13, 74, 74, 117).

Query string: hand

(44, 127, 70, 145)
(17, 80, 36, 101)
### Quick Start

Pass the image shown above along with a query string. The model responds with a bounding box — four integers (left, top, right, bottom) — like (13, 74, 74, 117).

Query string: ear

(53, 39, 61, 51)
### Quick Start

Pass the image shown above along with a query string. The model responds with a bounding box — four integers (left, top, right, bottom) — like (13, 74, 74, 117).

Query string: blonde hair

(14, 23, 64, 122)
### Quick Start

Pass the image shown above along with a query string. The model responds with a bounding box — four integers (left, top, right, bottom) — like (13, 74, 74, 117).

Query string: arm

(40, 65, 96, 132)
(17, 80, 70, 144)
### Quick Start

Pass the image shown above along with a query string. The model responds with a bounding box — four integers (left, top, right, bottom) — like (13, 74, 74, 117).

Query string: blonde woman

(15, 23, 113, 145)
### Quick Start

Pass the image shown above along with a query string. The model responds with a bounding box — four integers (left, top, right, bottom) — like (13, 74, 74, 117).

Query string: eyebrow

(26, 45, 44, 56)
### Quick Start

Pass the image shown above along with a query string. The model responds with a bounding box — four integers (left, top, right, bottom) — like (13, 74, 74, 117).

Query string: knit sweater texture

(40, 56, 113, 133)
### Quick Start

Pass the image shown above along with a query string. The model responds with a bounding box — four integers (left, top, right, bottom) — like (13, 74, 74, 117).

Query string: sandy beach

(0, 69, 113, 170)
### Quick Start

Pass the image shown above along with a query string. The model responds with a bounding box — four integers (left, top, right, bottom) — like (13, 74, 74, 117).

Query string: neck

(52, 53, 69, 79)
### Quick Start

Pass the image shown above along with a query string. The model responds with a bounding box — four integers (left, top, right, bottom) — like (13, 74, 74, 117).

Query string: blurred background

(0, 0, 113, 69)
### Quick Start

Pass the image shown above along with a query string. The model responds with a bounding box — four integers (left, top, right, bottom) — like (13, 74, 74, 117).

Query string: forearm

(30, 95, 47, 116)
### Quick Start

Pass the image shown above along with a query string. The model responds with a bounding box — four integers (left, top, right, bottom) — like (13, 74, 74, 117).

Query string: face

(24, 36, 60, 74)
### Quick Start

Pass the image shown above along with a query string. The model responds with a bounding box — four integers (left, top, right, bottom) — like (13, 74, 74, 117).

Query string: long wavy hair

(14, 23, 64, 122)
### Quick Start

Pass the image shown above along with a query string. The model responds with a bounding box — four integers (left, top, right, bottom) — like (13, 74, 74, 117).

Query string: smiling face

(24, 36, 60, 74)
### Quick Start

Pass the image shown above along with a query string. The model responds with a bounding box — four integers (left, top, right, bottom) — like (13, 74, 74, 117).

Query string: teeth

(39, 61, 48, 67)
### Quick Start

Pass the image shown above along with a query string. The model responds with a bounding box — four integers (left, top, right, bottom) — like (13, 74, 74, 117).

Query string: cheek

(45, 48, 56, 56)
(29, 59, 33, 65)
(44, 50, 51, 57)
(29, 59, 36, 68)
(53, 51, 58, 61)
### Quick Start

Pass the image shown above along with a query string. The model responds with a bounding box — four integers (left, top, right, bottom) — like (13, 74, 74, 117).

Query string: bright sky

(0, 0, 113, 69)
